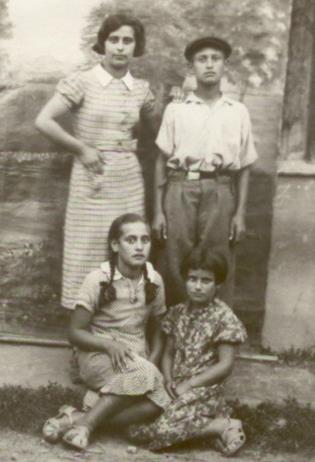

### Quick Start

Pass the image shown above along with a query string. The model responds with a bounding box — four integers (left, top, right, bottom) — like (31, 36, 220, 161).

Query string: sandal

(63, 425, 90, 450)
(42, 405, 78, 443)
(215, 418, 246, 457)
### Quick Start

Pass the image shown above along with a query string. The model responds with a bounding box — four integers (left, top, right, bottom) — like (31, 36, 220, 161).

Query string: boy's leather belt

(168, 169, 231, 181)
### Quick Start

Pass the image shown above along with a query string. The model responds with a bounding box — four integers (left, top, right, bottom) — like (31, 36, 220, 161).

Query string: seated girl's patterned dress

(76, 260, 171, 409)
(130, 297, 247, 450)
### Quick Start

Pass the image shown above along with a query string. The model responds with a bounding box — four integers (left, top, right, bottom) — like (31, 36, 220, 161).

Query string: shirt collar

(93, 63, 134, 91)
(100, 261, 156, 282)
(184, 91, 234, 106)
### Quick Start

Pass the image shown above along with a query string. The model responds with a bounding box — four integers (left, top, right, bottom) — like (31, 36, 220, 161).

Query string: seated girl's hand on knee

(174, 380, 192, 397)
(165, 380, 177, 399)
(104, 339, 135, 373)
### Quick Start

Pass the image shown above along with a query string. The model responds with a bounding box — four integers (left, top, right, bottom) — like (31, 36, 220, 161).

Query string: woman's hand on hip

(104, 340, 135, 372)
(76, 144, 104, 175)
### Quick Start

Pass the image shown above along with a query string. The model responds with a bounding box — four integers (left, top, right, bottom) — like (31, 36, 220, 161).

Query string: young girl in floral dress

(42, 213, 171, 449)
(130, 249, 247, 456)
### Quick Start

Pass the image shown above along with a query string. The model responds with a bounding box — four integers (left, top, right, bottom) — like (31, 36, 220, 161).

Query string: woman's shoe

(215, 418, 246, 456)
(63, 425, 90, 450)
(42, 405, 78, 443)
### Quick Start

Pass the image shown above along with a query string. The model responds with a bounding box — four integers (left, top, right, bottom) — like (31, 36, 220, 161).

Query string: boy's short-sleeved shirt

(156, 92, 258, 172)
(76, 261, 166, 339)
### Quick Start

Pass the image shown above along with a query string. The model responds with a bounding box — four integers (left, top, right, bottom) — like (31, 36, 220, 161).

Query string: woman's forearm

(188, 344, 235, 389)
(35, 95, 85, 155)
(35, 116, 84, 155)
(69, 327, 110, 353)
(188, 360, 233, 389)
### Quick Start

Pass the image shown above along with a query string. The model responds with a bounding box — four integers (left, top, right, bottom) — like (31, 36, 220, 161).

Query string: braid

(143, 264, 158, 304)
(99, 252, 117, 307)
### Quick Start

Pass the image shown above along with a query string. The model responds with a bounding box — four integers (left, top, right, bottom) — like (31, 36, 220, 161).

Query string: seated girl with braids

(42, 213, 171, 450)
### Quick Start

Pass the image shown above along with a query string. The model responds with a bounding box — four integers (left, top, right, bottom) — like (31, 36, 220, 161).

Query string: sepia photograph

(0, 0, 314, 461)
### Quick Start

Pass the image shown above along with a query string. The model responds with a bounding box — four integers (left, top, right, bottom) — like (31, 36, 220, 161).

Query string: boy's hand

(229, 213, 246, 244)
(104, 340, 135, 372)
(152, 212, 167, 240)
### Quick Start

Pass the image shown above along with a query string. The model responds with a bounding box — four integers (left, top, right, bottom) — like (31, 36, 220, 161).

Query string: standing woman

(36, 13, 155, 309)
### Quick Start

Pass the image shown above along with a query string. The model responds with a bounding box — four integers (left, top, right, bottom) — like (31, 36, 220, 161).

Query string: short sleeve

(161, 305, 181, 335)
(155, 103, 175, 156)
(213, 303, 247, 344)
(150, 272, 167, 317)
(56, 72, 85, 110)
(239, 105, 258, 168)
(141, 85, 155, 115)
(75, 271, 101, 313)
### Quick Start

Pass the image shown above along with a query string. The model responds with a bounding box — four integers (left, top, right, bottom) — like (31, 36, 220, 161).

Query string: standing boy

(153, 37, 258, 305)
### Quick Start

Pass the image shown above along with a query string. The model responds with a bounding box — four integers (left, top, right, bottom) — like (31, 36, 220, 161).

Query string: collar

(184, 297, 220, 314)
(93, 63, 134, 91)
(100, 261, 156, 283)
(184, 91, 234, 106)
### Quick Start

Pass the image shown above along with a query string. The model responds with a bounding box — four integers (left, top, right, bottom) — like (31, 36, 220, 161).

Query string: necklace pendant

(130, 295, 138, 304)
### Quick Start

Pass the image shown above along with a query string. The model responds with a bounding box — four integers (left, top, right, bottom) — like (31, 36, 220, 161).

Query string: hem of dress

(99, 384, 171, 410)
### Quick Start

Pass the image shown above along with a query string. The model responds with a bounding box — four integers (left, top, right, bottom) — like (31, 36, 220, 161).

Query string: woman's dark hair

(180, 248, 228, 285)
(92, 13, 146, 57)
(99, 213, 157, 306)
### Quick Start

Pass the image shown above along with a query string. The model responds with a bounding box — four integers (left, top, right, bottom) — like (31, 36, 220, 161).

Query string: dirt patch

(0, 430, 313, 462)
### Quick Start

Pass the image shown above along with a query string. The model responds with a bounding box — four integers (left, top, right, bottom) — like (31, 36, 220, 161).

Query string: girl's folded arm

(161, 335, 177, 399)
(161, 335, 175, 382)
(147, 315, 164, 366)
(68, 305, 112, 352)
(188, 343, 236, 389)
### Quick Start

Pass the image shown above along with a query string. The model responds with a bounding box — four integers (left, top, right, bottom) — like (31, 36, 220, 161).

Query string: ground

(1, 430, 314, 462)
(0, 345, 315, 461)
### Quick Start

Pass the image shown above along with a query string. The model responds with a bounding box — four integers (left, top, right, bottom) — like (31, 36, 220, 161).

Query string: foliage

(80, 0, 291, 96)
(0, 383, 82, 434)
(234, 398, 315, 453)
(0, 0, 12, 81)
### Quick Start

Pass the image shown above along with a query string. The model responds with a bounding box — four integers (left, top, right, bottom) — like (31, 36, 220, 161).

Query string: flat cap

(184, 36, 232, 61)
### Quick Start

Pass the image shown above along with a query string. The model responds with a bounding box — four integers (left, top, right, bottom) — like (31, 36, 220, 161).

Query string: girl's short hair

(92, 13, 146, 57)
(180, 248, 228, 285)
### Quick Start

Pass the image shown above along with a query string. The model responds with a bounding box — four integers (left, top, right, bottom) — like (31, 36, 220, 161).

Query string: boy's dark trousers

(157, 170, 236, 306)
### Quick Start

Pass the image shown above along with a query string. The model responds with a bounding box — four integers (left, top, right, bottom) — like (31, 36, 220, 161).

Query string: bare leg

(76, 394, 137, 432)
(108, 398, 162, 428)
(199, 417, 229, 436)
(50, 396, 161, 438)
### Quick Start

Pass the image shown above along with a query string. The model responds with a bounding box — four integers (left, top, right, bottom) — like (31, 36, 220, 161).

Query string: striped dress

(56, 64, 154, 309)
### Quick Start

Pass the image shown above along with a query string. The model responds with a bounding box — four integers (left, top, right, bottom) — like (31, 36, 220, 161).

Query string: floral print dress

(129, 298, 247, 450)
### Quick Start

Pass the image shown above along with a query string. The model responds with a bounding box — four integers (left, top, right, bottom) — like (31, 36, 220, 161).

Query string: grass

(0, 384, 314, 454)
(233, 399, 315, 453)
(259, 346, 315, 367)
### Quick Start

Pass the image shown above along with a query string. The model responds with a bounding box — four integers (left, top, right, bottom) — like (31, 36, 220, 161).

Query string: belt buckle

(187, 171, 200, 181)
